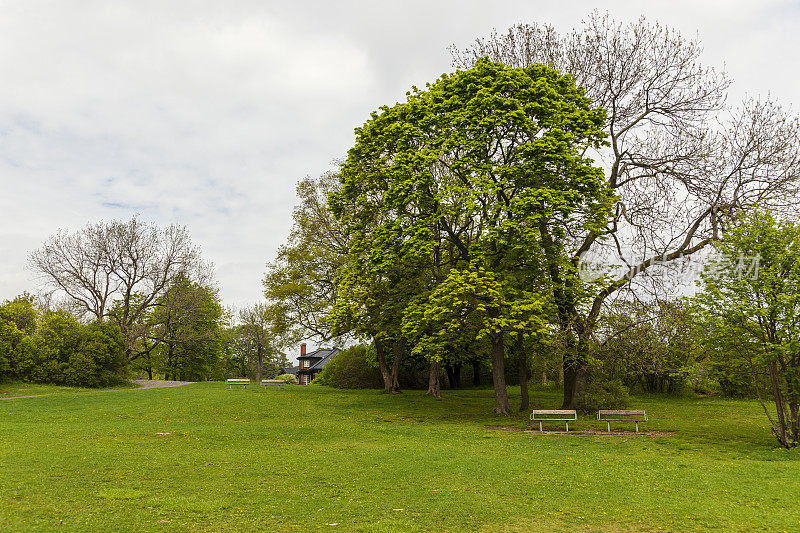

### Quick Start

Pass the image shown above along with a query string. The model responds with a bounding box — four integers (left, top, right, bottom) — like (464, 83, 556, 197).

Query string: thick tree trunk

(519, 353, 529, 412)
(561, 336, 590, 410)
(391, 338, 403, 392)
(445, 363, 462, 389)
(427, 361, 441, 398)
(472, 360, 481, 386)
(375, 338, 402, 394)
(490, 334, 510, 414)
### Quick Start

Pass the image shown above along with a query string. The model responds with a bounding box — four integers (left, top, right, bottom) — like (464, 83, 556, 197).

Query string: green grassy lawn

(0, 383, 798, 532)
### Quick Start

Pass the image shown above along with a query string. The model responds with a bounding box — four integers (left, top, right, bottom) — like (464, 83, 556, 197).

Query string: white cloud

(1, 0, 799, 308)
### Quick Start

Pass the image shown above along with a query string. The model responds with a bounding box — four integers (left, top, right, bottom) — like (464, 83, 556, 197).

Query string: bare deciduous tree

(451, 12, 800, 408)
(29, 216, 203, 362)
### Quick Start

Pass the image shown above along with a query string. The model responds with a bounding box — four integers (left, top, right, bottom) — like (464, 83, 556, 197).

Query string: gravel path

(0, 380, 195, 400)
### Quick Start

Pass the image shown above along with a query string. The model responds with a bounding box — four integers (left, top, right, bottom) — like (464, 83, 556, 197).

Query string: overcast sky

(2, 0, 799, 309)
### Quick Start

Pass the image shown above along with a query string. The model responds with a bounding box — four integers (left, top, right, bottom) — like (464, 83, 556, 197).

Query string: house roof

(299, 347, 336, 360)
(297, 348, 340, 373)
(280, 366, 300, 376)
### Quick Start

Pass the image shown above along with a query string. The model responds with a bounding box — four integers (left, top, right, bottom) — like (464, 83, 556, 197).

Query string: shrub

(313, 345, 383, 389)
(277, 373, 297, 384)
(583, 377, 630, 412)
(0, 295, 38, 379)
(28, 312, 127, 387)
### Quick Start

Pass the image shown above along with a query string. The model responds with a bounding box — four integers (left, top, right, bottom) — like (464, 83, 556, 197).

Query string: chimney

(300, 343, 306, 357)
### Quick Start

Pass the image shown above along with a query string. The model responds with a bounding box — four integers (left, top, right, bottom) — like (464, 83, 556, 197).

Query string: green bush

(0, 295, 38, 379)
(313, 346, 383, 389)
(277, 373, 297, 384)
(583, 377, 630, 412)
(7, 309, 128, 388)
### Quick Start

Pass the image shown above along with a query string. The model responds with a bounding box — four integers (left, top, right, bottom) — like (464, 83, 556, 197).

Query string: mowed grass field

(1, 382, 798, 532)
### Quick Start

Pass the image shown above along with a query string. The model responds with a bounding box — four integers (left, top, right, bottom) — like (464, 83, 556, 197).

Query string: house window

(301, 374, 310, 384)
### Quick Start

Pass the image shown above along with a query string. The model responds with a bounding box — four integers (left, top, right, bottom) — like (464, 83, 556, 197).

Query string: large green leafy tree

(696, 212, 800, 448)
(264, 174, 349, 345)
(453, 14, 800, 409)
(149, 276, 225, 381)
(331, 58, 612, 413)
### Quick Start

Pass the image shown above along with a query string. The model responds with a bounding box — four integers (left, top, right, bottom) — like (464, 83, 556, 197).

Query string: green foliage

(582, 376, 630, 412)
(264, 174, 348, 344)
(31, 311, 126, 387)
(1, 296, 127, 387)
(0, 295, 38, 378)
(695, 211, 800, 447)
(149, 276, 225, 381)
(313, 346, 383, 389)
(329, 58, 613, 409)
(276, 373, 297, 384)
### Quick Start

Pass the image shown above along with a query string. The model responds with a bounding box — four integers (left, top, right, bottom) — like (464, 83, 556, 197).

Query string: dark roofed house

(284, 343, 340, 385)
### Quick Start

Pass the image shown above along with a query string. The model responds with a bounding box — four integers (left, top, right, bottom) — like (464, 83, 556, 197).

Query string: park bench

(226, 378, 250, 389)
(261, 379, 285, 389)
(597, 409, 647, 432)
(530, 409, 578, 432)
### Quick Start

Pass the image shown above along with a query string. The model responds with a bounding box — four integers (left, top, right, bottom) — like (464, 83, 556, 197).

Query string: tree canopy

(330, 58, 613, 412)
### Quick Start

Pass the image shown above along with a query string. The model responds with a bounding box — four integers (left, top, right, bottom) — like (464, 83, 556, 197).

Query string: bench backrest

(531, 409, 577, 419)
(261, 379, 284, 383)
(597, 409, 646, 418)
(227, 378, 250, 383)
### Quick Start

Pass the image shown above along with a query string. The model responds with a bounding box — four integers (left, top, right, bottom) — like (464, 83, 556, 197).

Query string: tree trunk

(256, 347, 263, 383)
(472, 360, 481, 386)
(375, 338, 402, 394)
(391, 338, 403, 392)
(519, 352, 529, 412)
(490, 334, 510, 414)
(769, 360, 789, 446)
(427, 361, 441, 398)
(561, 336, 590, 410)
(445, 363, 462, 389)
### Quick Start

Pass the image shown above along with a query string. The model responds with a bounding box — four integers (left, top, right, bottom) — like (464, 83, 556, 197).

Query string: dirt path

(486, 425, 675, 437)
(0, 380, 195, 400)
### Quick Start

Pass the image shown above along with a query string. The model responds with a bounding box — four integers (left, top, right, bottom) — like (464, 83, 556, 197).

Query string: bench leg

(539, 421, 543, 432)
(635, 421, 639, 433)
(607, 421, 610, 432)
(565, 421, 569, 432)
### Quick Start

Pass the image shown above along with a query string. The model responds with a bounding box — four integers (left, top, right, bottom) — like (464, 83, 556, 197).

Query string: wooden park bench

(530, 409, 578, 432)
(226, 378, 250, 389)
(261, 379, 285, 389)
(597, 409, 647, 432)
